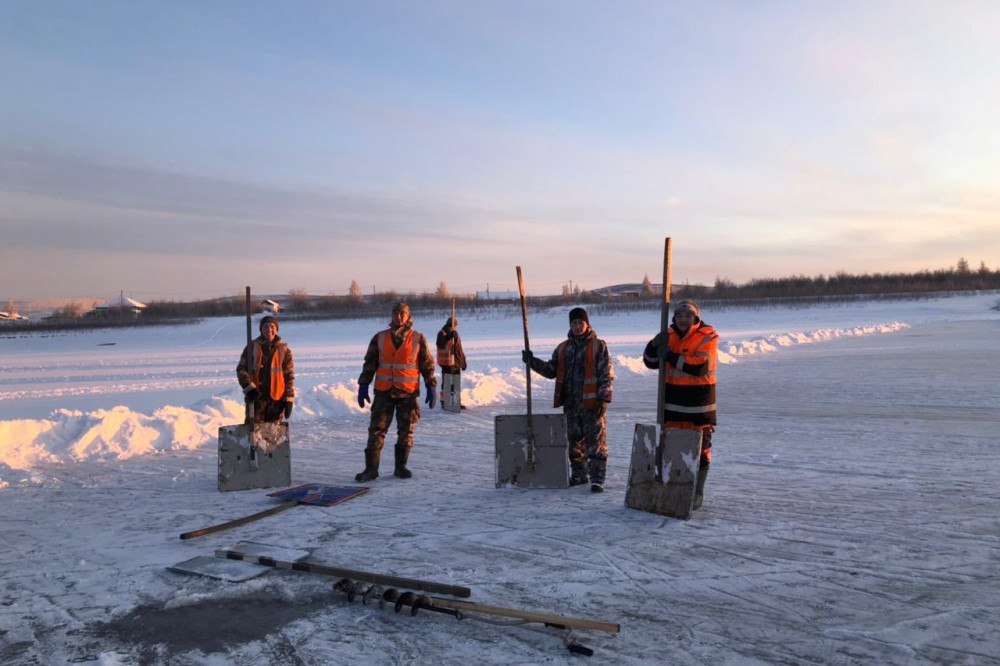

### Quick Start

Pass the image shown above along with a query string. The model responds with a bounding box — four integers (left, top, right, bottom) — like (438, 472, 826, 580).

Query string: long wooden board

(215, 550, 472, 599)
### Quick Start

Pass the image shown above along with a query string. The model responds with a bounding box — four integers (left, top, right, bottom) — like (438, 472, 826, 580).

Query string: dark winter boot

(355, 448, 381, 482)
(693, 465, 709, 510)
(393, 446, 412, 479)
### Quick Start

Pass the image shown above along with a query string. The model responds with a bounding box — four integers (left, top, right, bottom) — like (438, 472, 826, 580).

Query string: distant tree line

(710, 259, 999, 300)
(4, 260, 998, 332)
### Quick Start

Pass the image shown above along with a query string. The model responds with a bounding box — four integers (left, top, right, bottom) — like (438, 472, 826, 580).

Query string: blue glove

(425, 385, 437, 409)
(357, 383, 371, 408)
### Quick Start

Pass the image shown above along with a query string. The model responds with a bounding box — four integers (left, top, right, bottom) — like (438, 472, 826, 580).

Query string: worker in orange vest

(436, 317, 467, 410)
(355, 302, 437, 482)
(643, 299, 718, 509)
(522, 307, 614, 492)
(236, 315, 295, 422)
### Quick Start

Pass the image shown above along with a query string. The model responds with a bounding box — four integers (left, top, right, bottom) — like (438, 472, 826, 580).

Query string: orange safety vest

(663, 323, 717, 428)
(553, 337, 600, 410)
(437, 337, 455, 367)
(252, 341, 287, 401)
(374, 329, 420, 392)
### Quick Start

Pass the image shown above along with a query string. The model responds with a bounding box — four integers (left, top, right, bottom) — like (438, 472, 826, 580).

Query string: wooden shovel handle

(516, 266, 532, 415)
(516, 266, 537, 466)
(179, 500, 298, 540)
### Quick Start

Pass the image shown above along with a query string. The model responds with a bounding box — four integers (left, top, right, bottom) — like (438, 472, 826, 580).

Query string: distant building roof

(593, 283, 662, 297)
(476, 290, 519, 301)
(259, 299, 282, 312)
(95, 297, 146, 310)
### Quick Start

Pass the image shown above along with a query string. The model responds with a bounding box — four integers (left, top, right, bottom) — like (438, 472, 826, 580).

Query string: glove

(357, 383, 371, 408)
(283, 401, 293, 419)
(595, 402, 607, 419)
(521, 350, 533, 364)
(244, 386, 261, 402)
(651, 332, 671, 359)
(425, 385, 437, 409)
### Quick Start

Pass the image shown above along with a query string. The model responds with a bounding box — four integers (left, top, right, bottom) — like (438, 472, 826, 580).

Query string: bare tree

(55, 302, 85, 319)
(435, 281, 451, 298)
(957, 257, 971, 273)
(288, 288, 309, 310)
(348, 280, 363, 302)
(641, 273, 654, 296)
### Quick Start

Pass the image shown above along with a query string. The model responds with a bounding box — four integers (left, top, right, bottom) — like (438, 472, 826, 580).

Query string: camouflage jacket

(529, 327, 613, 409)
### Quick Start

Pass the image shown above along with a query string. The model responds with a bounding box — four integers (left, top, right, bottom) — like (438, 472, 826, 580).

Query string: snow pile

(0, 397, 243, 471)
(0, 319, 912, 473)
(722, 321, 909, 357)
(614, 321, 909, 375)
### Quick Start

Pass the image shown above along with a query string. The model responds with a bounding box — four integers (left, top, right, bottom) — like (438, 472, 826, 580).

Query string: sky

(2, 1, 999, 302)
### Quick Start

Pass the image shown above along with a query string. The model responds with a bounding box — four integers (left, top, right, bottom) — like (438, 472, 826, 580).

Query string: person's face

(570, 318, 589, 336)
(260, 322, 278, 341)
(392, 310, 410, 327)
(673, 311, 695, 332)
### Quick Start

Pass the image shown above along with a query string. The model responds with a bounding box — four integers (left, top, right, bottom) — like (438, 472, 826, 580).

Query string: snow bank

(0, 320, 910, 473)
(0, 397, 244, 472)
(615, 321, 910, 374)
(722, 321, 910, 357)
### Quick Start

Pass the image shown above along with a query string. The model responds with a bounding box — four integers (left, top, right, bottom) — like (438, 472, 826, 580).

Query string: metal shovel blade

(625, 424, 702, 519)
(218, 422, 291, 492)
(441, 373, 462, 412)
(494, 413, 570, 488)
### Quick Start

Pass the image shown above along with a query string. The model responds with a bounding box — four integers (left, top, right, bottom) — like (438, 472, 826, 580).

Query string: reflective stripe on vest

(663, 327, 717, 387)
(437, 337, 455, 367)
(553, 337, 599, 409)
(374, 330, 420, 392)
(253, 341, 286, 401)
(662, 324, 717, 427)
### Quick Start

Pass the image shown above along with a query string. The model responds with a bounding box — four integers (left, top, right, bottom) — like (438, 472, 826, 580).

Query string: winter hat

(392, 301, 410, 318)
(673, 300, 701, 320)
(568, 307, 589, 325)
(259, 315, 279, 331)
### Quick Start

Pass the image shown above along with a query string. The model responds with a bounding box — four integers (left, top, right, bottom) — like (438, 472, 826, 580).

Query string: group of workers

(236, 299, 719, 507)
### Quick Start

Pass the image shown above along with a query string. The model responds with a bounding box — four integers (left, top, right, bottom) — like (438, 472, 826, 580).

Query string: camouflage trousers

(366, 392, 421, 455)
(249, 398, 287, 424)
(564, 404, 608, 485)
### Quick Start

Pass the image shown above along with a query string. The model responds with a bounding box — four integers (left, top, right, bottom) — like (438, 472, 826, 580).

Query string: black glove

(595, 402, 607, 419)
(425, 385, 437, 409)
(244, 386, 261, 402)
(283, 401, 293, 419)
(521, 350, 533, 364)
(357, 383, 371, 409)
(662, 351, 681, 366)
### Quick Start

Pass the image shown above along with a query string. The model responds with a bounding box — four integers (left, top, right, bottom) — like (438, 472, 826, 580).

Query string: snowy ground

(1, 294, 999, 665)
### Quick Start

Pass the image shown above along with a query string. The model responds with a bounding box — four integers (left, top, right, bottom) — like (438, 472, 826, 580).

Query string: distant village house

(91, 296, 147, 317)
